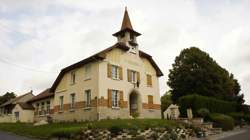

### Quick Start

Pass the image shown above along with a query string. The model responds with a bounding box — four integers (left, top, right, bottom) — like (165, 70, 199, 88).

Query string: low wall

(0, 115, 13, 123)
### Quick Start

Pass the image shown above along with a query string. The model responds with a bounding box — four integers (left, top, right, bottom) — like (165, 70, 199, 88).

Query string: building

(49, 8, 163, 121)
(0, 8, 163, 123)
(0, 91, 34, 122)
(27, 88, 54, 122)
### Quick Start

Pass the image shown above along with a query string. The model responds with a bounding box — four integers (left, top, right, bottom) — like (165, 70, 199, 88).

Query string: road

(0, 131, 39, 140)
(220, 128, 250, 140)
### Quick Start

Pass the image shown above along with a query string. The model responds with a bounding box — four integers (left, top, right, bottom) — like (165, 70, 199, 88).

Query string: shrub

(197, 108, 210, 118)
(178, 94, 237, 116)
(109, 126, 123, 135)
(228, 112, 250, 124)
(50, 127, 80, 138)
(131, 111, 140, 119)
(209, 113, 234, 131)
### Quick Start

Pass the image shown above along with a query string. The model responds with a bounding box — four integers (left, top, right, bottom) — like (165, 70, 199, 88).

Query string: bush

(209, 113, 234, 131)
(109, 126, 123, 135)
(131, 111, 140, 119)
(197, 108, 210, 118)
(50, 127, 81, 138)
(228, 112, 250, 124)
(178, 94, 237, 116)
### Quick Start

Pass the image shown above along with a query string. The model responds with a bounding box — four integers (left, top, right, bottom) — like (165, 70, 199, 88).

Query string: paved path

(0, 131, 39, 140)
(220, 127, 250, 140)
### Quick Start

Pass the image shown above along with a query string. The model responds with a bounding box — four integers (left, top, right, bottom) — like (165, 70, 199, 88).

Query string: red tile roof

(28, 88, 53, 103)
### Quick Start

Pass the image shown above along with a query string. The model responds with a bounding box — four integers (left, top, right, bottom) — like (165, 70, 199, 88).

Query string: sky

(0, 0, 249, 104)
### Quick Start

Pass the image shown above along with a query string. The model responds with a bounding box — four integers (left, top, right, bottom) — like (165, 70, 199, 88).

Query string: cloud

(0, 0, 249, 104)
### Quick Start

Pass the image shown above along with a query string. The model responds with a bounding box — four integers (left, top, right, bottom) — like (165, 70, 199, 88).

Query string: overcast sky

(0, 0, 249, 104)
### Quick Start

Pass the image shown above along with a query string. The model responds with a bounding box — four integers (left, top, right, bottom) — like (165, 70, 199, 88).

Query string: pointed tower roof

(121, 7, 133, 30)
(113, 7, 141, 37)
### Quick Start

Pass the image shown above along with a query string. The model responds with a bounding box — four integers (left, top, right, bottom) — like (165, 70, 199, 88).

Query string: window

(112, 90, 119, 107)
(36, 103, 39, 112)
(70, 94, 75, 109)
(85, 90, 91, 107)
(85, 64, 91, 79)
(111, 65, 119, 79)
(131, 71, 137, 83)
(147, 74, 152, 87)
(59, 96, 64, 111)
(131, 46, 137, 54)
(46, 101, 50, 114)
(71, 71, 76, 84)
(39, 102, 45, 115)
(148, 95, 153, 104)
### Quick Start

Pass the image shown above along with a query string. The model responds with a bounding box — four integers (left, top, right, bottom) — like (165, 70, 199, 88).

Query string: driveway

(0, 131, 39, 140)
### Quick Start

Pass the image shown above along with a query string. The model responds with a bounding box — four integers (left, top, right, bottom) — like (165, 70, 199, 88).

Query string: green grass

(0, 119, 179, 139)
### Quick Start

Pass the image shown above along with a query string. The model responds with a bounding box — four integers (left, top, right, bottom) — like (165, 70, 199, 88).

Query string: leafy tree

(161, 91, 172, 118)
(167, 47, 243, 103)
(0, 92, 16, 105)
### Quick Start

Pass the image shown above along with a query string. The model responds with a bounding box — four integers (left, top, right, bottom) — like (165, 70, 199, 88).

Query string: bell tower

(113, 7, 141, 54)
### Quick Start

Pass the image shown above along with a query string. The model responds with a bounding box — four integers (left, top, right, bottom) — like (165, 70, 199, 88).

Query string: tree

(0, 92, 16, 105)
(161, 91, 172, 118)
(167, 47, 242, 103)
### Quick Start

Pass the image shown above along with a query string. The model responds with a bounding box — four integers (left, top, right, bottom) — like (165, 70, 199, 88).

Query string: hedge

(228, 112, 250, 124)
(178, 94, 237, 116)
(209, 113, 234, 131)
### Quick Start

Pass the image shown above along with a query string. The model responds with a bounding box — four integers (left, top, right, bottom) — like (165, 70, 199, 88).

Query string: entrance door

(129, 92, 139, 116)
(14, 112, 19, 121)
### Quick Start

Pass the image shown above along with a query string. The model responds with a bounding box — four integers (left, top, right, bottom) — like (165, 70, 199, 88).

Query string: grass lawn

(0, 119, 179, 139)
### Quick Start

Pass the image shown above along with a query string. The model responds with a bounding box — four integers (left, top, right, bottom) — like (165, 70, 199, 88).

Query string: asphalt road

(220, 128, 250, 140)
(0, 131, 39, 140)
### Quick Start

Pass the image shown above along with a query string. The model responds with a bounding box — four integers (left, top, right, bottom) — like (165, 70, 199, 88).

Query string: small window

(71, 71, 76, 84)
(59, 96, 64, 111)
(85, 64, 91, 79)
(40, 102, 44, 115)
(147, 74, 152, 87)
(130, 46, 137, 54)
(36, 103, 39, 111)
(111, 65, 118, 79)
(70, 93, 75, 109)
(148, 95, 153, 104)
(46, 101, 50, 114)
(85, 90, 91, 107)
(112, 90, 119, 107)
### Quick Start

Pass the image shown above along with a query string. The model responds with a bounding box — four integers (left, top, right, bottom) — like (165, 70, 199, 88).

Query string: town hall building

(0, 8, 163, 122)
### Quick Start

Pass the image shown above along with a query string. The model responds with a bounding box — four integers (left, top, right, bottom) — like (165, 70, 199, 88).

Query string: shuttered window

(148, 95, 153, 104)
(147, 74, 152, 87)
(127, 69, 140, 83)
(108, 89, 123, 108)
(107, 64, 123, 80)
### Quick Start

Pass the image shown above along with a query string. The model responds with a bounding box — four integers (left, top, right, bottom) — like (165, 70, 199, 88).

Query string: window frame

(111, 65, 119, 79)
(112, 90, 119, 108)
(131, 71, 137, 83)
(59, 96, 64, 111)
(46, 101, 50, 114)
(71, 71, 76, 85)
(70, 93, 75, 109)
(84, 64, 91, 80)
(85, 90, 91, 108)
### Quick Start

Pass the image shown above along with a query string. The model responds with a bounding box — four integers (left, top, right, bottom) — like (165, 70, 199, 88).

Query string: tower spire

(113, 7, 141, 37)
(120, 7, 133, 30)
